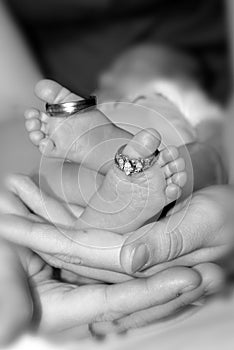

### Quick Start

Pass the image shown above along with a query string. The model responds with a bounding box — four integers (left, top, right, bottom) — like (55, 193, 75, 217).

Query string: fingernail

(131, 244, 150, 273)
(181, 284, 198, 293)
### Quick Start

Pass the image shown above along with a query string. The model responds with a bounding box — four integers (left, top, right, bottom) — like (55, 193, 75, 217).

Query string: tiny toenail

(131, 244, 150, 273)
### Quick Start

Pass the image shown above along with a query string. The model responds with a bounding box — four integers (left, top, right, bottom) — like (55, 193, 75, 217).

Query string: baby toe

(35, 79, 81, 104)
(163, 157, 185, 179)
(29, 130, 44, 146)
(168, 171, 187, 188)
(165, 171, 187, 202)
(25, 118, 41, 132)
(165, 183, 181, 200)
(158, 146, 179, 167)
(40, 112, 49, 123)
(39, 138, 56, 156)
(170, 158, 186, 173)
(123, 128, 161, 159)
(24, 108, 40, 120)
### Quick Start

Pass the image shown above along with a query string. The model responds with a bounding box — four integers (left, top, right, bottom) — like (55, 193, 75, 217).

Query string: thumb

(120, 191, 227, 274)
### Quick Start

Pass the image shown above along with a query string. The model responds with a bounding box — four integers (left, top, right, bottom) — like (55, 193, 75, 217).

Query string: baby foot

(25, 79, 131, 172)
(78, 128, 187, 234)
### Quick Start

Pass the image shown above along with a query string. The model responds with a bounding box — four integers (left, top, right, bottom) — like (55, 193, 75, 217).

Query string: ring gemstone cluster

(115, 144, 159, 176)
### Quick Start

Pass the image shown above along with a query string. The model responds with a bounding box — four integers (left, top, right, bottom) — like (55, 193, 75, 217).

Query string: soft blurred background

(0, 0, 231, 178)
(0, 0, 234, 349)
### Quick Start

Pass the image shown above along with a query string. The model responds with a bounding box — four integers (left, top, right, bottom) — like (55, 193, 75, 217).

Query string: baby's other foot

(25, 80, 131, 172)
(78, 128, 187, 233)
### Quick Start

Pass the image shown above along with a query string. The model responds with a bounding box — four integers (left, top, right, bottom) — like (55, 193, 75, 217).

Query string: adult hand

(0, 183, 226, 341)
(0, 195, 221, 342)
(0, 184, 232, 281)
(120, 185, 234, 275)
(0, 240, 33, 346)
(0, 242, 224, 343)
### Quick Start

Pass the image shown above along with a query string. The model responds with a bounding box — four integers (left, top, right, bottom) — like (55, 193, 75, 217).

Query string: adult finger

(120, 186, 233, 274)
(36, 266, 201, 333)
(0, 213, 125, 271)
(6, 174, 77, 226)
(46, 325, 91, 344)
(0, 193, 128, 281)
(0, 241, 33, 345)
(60, 269, 105, 285)
(40, 252, 131, 283)
(91, 262, 224, 335)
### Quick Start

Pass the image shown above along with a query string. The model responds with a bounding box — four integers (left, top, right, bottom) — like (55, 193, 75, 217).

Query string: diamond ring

(115, 144, 159, 176)
(45, 96, 97, 117)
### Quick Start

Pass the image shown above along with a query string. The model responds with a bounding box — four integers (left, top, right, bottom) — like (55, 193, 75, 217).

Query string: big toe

(35, 79, 82, 104)
(123, 128, 161, 159)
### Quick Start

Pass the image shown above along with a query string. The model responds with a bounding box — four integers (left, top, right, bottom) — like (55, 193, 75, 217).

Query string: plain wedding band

(45, 96, 97, 117)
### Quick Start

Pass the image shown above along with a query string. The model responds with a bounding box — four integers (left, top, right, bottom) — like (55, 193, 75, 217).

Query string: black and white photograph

(0, 1, 233, 349)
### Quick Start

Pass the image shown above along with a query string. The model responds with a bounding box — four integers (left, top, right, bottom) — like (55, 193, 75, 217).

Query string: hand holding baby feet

(25, 80, 131, 173)
(78, 128, 187, 233)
